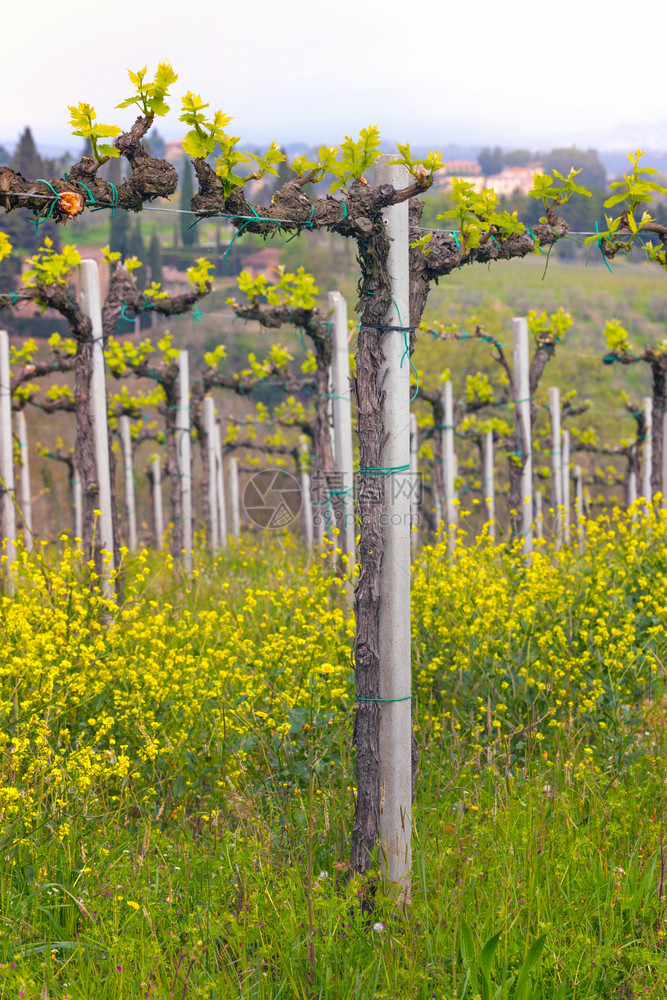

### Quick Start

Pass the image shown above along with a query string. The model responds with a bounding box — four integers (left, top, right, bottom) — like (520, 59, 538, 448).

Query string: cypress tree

(107, 156, 131, 258)
(180, 159, 197, 248)
(149, 228, 164, 286)
(7, 128, 56, 251)
(127, 218, 146, 292)
(145, 129, 166, 159)
(10, 127, 42, 178)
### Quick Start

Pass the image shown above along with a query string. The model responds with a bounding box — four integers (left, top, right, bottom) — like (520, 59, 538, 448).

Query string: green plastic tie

(366, 291, 419, 401)
(71, 178, 95, 207)
(595, 221, 613, 274)
(29, 179, 59, 233)
(90, 180, 119, 219)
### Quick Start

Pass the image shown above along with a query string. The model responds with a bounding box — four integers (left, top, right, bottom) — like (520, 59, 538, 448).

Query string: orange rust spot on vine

(59, 191, 85, 218)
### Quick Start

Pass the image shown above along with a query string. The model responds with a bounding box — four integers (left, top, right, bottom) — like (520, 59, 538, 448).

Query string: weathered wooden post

(15, 411, 32, 551)
(328, 290, 356, 564)
(574, 463, 584, 547)
(643, 396, 653, 502)
(441, 379, 457, 551)
(79, 261, 114, 597)
(0, 330, 16, 586)
(213, 420, 227, 549)
(299, 436, 314, 552)
(119, 415, 137, 552)
(373, 155, 412, 896)
(203, 396, 219, 551)
(548, 387, 563, 546)
(662, 411, 667, 508)
(177, 350, 193, 576)
(434, 490, 442, 532)
(229, 456, 240, 541)
(483, 428, 495, 541)
(562, 429, 571, 545)
(73, 464, 83, 544)
(150, 455, 164, 550)
(513, 317, 533, 556)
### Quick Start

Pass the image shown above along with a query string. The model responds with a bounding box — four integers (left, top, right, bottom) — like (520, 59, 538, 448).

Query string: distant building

(240, 247, 282, 282)
(165, 140, 185, 163)
(484, 164, 543, 197)
(432, 174, 486, 194)
(444, 160, 482, 176)
(431, 162, 543, 198)
(162, 265, 190, 297)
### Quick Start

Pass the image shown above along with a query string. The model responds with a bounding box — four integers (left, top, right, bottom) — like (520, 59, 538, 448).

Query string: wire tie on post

(358, 464, 411, 476)
(357, 695, 412, 703)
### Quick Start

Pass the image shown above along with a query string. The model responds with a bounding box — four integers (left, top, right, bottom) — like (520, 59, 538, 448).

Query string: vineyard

(1, 63, 667, 998)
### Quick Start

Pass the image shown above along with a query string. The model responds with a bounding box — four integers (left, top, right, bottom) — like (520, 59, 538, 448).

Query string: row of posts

(2, 300, 661, 590)
(0, 183, 663, 897)
(0, 265, 360, 592)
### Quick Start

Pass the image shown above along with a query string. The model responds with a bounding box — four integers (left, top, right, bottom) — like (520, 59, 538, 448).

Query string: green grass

(3, 510, 667, 998)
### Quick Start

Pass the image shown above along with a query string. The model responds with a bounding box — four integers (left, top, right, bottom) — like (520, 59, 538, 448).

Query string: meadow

(2, 505, 667, 999)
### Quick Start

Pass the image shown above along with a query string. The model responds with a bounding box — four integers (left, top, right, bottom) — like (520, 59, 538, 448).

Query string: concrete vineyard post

(0, 331, 16, 586)
(374, 155, 412, 897)
(151, 455, 164, 549)
(513, 317, 533, 556)
(213, 421, 227, 549)
(562, 430, 571, 545)
(549, 387, 563, 546)
(643, 396, 652, 502)
(410, 413, 419, 551)
(79, 261, 114, 597)
(483, 428, 495, 541)
(441, 379, 457, 551)
(15, 411, 32, 551)
(229, 456, 240, 541)
(119, 416, 137, 552)
(300, 436, 314, 552)
(177, 351, 193, 576)
(328, 290, 356, 564)
(203, 397, 219, 551)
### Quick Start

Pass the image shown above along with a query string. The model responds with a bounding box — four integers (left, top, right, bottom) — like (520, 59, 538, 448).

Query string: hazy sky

(2, 0, 665, 154)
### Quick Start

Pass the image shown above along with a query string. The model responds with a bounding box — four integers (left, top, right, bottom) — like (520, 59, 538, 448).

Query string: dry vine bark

(1, 122, 570, 875)
(573, 399, 647, 506)
(603, 347, 667, 495)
